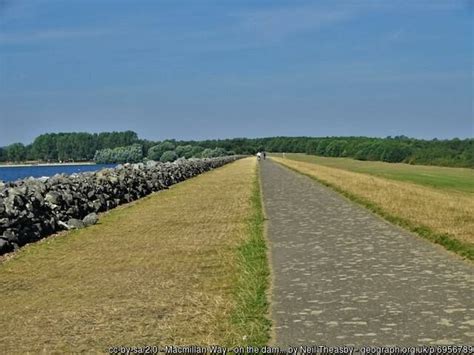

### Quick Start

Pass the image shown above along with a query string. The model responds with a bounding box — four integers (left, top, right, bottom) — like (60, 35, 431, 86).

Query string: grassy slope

(0, 158, 270, 352)
(273, 153, 474, 194)
(272, 157, 473, 261)
(228, 163, 271, 346)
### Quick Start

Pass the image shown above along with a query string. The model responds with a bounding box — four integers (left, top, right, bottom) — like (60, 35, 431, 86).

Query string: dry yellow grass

(0, 158, 256, 352)
(273, 157, 474, 246)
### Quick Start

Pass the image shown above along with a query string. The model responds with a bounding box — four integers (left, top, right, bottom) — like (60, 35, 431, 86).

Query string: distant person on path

(263, 151, 266, 160)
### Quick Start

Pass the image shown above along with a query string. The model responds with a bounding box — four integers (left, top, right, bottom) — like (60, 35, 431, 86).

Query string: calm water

(0, 164, 116, 182)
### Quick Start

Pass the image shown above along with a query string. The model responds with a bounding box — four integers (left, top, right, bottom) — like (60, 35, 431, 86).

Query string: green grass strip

(228, 164, 271, 346)
(279, 162, 474, 262)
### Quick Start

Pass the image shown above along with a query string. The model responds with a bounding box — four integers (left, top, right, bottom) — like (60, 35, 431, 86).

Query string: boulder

(0, 218, 10, 227)
(45, 191, 62, 205)
(33, 192, 44, 204)
(58, 220, 70, 230)
(82, 213, 98, 226)
(67, 218, 85, 229)
(2, 230, 18, 243)
(146, 160, 158, 168)
(0, 156, 241, 256)
(0, 238, 13, 254)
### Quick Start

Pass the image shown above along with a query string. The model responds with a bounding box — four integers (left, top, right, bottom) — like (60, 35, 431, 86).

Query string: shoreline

(0, 162, 97, 168)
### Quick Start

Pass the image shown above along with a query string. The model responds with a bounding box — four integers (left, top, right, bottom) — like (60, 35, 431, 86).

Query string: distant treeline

(0, 131, 140, 162)
(0, 131, 472, 167)
(172, 136, 473, 167)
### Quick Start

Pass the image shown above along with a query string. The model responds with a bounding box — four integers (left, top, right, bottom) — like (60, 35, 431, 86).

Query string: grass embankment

(228, 164, 271, 346)
(272, 156, 474, 261)
(0, 158, 270, 352)
(273, 153, 474, 193)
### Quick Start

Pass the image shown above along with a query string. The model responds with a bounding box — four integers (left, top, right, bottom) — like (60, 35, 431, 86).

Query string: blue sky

(0, 0, 472, 145)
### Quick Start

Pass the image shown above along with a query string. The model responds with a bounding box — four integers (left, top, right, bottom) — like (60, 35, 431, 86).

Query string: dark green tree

(160, 150, 178, 162)
(147, 141, 176, 161)
(5, 143, 27, 162)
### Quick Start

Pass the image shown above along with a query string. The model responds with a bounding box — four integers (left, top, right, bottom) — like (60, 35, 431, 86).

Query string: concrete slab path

(260, 159, 473, 347)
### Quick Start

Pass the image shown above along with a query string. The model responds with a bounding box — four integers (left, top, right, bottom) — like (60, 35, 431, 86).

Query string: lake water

(0, 164, 117, 182)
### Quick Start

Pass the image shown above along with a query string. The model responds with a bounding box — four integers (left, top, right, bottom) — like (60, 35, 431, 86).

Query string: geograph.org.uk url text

(107, 344, 474, 355)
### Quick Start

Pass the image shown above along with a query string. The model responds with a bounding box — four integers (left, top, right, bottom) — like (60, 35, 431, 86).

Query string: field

(272, 155, 474, 260)
(272, 153, 474, 194)
(0, 158, 270, 352)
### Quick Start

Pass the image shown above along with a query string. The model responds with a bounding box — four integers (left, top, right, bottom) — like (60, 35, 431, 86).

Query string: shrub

(190, 146, 204, 158)
(147, 145, 162, 161)
(147, 141, 176, 161)
(160, 150, 178, 162)
(94, 144, 143, 163)
(175, 145, 194, 158)
(200, 148, 214, 158)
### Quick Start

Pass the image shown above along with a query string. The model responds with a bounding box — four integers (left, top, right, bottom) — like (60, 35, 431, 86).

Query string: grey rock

(66, 206, 79, 216)
(6, 189, 24, 207)
(146, 160, 158, 168)
(16, 185, 28, 195)
(82, 213, 98, 226)
(33, 192, 44, 204)
(67, 218, 85, 229)
(45, 191, 61, 205)
(58, 220, 70, 230)
(92, 200, 103, 212)
(0, 238, 13, 254)
(2, 230, 18, 243)
(4, 200, 18, 216)
(63, 192, 73, 204)
(0, 156, 240, 255)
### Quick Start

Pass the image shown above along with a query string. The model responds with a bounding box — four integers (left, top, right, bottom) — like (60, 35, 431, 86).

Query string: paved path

(260, 159, 473, 347)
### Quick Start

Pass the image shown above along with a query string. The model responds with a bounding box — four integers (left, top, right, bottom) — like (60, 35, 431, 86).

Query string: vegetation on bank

(227, 164, 271, 346)
(0, 131, 140, 162)
(0, 131, 472, 167)
(0, 158, 270, 351)
(272, 156, 474, 261)
(0, 132, 236, 164)
(93, 143, 234, 164)
(93, 143, 144, 164)
(274, 153, 474, 194)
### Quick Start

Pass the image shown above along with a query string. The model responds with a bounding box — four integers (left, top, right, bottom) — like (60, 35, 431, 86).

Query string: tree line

(0, 131, 139, 162)
(0, 132, 472, 168)
(93, 141, 233, 164)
